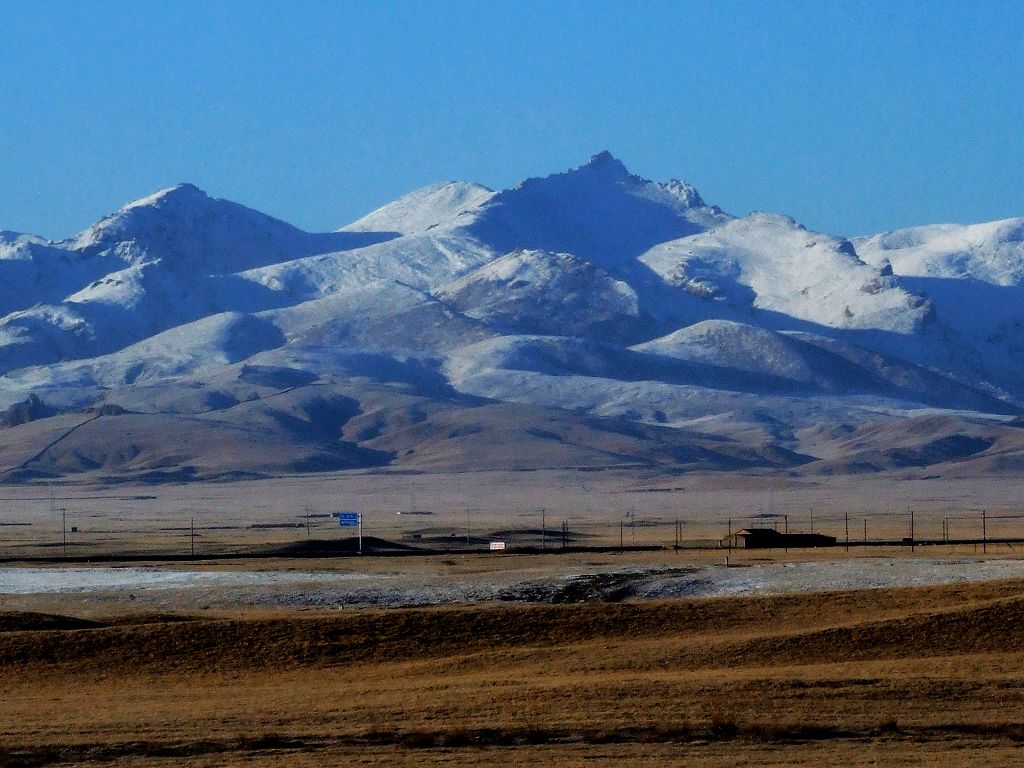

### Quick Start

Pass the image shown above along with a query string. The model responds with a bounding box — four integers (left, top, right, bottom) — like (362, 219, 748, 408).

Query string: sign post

(336, 512, 362, 554)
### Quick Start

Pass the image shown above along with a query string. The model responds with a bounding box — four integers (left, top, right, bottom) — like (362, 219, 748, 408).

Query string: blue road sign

(336, 512, 360, 527)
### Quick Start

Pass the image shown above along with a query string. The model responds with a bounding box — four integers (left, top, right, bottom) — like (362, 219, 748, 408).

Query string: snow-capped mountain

(0, 152, 1022, 482)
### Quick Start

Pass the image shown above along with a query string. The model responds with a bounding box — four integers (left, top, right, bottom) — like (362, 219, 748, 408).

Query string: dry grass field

(5, 577, 1024, 766)
(3, 468, 1024, 558)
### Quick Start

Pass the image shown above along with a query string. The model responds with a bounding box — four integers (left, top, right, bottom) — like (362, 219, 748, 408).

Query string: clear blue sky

(2, 0, 1022, 239)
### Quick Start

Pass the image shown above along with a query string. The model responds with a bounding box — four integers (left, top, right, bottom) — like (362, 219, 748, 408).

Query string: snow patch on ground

(6, 557, 1024, 608)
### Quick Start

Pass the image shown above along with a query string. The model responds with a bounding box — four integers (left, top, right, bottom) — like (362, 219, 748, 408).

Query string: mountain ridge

(1, 151, 1022, 482)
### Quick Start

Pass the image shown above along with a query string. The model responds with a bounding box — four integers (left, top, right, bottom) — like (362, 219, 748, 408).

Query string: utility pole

(983, 510, 987, 554)
(845, 511, 849, 553)
(909, 506, 915, 552)
(190, 516, 195, 558)
(864, 518, 867, 544)
(809, 507, 814, 534)
(784, 514, 789, 554)
(620, 519, 624, 551)
(48, 482, 63, 558)
(727, 517, 732, 564)
(541, 508, 546, 550)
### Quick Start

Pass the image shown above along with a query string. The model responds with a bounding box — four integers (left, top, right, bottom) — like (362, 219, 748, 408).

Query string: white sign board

(489, 541, 506, 551)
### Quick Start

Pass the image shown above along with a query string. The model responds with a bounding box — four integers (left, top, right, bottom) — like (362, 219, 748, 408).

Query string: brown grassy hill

(5, 579, 1024, 765)
(0, 382, 807, 482)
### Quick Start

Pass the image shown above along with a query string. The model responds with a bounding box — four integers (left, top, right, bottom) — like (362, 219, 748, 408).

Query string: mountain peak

(122, 183, 211, 212)
(585, 150, 629, 173)
(472, 153, 728, 265)
(67, 182, 327, 275)
(341, 180, 494, 235)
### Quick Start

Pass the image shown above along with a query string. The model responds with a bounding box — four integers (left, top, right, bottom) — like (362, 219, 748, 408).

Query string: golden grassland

(5, 578, 1024, 765)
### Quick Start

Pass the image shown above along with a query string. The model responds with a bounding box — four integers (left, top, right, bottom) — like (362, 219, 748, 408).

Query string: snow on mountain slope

(446, 334, 810, 397)
(634, 320, 872, 388)
(0, 256, 290, 374)
(435, 249, 646, 341)
(786, 331, 1015, 414)
(446, 359, 904, 441)
(0, 281, 489, 394)
(0, 186, 420, 375)
(0, 236, 127, 316)
(0, 230, 45, 251)
(639, 213, 933, 333)
(0, 311, 286, 392)
(266, 279, 495, 354)
(463, 151, 731, 270)
(633, 320, 1010, 413)
(71, 183, 390, 273)
(340, 181, 494, 234)
(854, 217, 1024, 285)
(853, 217, 1024, 392)
(237, 230, 497, 302)
(0, 196, 498, 376)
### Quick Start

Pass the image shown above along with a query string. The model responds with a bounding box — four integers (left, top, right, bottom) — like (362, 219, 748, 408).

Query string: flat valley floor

(4, 470, 1024, 765)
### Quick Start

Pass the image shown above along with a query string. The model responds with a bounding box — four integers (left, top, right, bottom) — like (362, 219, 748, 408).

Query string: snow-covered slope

(0, 235, 125, 316)
(640, 213, 932, 334)
(436, 249, 645, 341)
(237, 230, 497, 301)
(854, 217, 1024, 285)
(635, 321, 859, 386)
(341, 181, 494, 235)
(853, 218, 1024, 392)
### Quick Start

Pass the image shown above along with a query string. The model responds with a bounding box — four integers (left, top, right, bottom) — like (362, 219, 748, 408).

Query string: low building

(723, 528, 837, 549)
